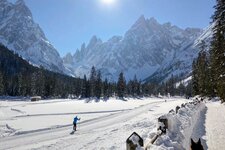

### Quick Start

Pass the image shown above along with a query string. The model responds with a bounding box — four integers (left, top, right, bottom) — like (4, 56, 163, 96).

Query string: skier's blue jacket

(73, 116, 80, 124)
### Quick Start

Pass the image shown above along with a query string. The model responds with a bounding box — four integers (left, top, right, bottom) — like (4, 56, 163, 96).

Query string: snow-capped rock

(0, 0, 66, 73)
(145, 23, 214, 83)
(63, 15, 202, 81)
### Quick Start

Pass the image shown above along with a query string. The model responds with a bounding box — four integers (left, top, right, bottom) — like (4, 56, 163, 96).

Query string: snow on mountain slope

(63, 16, 202, 81)
(0, 0, 66, 73)
(145, 23, 214, 83)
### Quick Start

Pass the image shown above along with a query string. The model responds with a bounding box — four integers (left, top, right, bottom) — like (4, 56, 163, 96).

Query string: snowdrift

(148, 101, 206, 150)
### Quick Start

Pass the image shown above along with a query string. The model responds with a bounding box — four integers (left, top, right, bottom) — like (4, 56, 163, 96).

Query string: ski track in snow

(0, 99, 187, 150)
(15, 109, 132, 118)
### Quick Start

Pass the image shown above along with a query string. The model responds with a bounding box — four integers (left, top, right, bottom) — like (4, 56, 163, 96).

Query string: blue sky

(11, 0, 215, 56)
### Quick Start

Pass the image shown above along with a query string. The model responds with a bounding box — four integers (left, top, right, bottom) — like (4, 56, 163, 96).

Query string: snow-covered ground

(0, 97, 188, 150)
(183, 100, 225, 150)
(148, 100, 206, 150)
(205, 101, 225, 150)
(147, 99, 225, 150)
(0, 98, 156, 134)
(1, 97, 223, 150)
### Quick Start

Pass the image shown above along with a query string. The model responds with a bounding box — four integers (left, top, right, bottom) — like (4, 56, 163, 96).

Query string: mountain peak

(90, 35, 98, 42)
(81, 43, 86, 51)
(0, 0, 66, 74)
(15, 0, 25, 5)
(147, 17, 159, 25)
(64, 52, 72, 59)
(137, 15, 146, 22)
(87, 35, 102, 49)
(63, 53, 74, 64)
(14, 0, 33, 18)
(133, 15, 146, 25)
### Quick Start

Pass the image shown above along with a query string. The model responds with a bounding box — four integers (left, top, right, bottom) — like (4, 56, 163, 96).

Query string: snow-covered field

(0, 98, 156, 134)
(1, 97, 224, 150)
(0, 97, 188, 150)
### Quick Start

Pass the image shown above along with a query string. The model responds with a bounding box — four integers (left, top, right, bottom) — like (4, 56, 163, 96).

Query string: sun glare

(101, 0, 115, 5)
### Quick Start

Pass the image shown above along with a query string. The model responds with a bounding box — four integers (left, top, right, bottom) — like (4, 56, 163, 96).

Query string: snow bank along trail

(148, 101, 206, 150)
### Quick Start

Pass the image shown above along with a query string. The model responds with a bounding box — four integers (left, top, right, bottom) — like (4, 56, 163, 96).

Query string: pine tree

(86, 80, 91, 98)
(30, 72, 37, 96)
(177, 83, 186, 96)
(90, 66, 97, 98)
(167, 75, 176, 96)
(74, 78, 82, 98)
(17, 73, 23, 96)
(186, 81, 193, 98)
(36, 68, 45, 96)
(95, 71, 102, 99)
(117, 72, 126, 98)
(197, 51, 209, 96)
(108, 82, 115, 97)
(210, 0, 225, 102)
(103, 78, 109, 99)
(0, 71, 4, 95)
(132, 75, 138, 96)
(126, 80, 132, 96)
(192, 59, 200, 96)
(81, 75, 87, 98)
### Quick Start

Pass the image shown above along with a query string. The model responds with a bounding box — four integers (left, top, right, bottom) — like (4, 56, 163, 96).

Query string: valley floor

(0, 97, 187, 150)
(0, 97, 224, 150)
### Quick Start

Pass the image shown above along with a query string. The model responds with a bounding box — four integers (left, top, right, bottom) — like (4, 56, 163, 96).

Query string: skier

(73, 116, 81, 131)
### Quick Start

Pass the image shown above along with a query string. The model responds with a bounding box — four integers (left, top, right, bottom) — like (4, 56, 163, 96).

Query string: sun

(101, 0, 115, 5)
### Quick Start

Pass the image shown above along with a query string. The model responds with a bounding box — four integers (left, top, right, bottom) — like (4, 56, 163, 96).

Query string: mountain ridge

(145, 23, 214, 83)
(63, 15, 203, 81)
(0, 0, 212, 83)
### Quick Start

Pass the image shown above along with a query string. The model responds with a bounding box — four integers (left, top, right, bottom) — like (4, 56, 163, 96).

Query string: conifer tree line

(192, 0, 225, 102)
(80, 67, 191, 99)
(143, 74, 192, 98)
(0, 44, 190, 99)
(0, 45, 82, 98)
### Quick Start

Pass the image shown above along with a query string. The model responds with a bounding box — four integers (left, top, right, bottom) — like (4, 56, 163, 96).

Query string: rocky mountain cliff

(63, 15, 203, 81)
(145, 23, 214, 83)
(0, 0, 66, 73)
